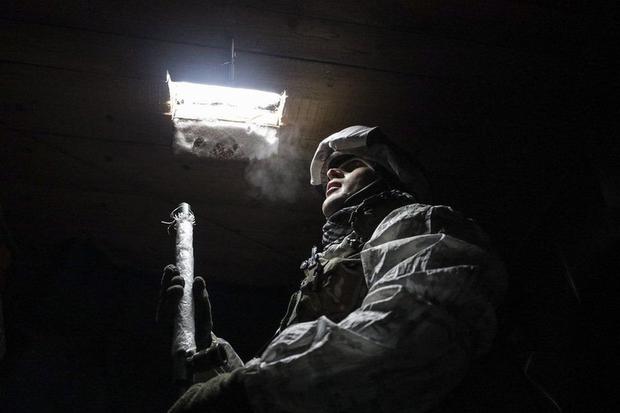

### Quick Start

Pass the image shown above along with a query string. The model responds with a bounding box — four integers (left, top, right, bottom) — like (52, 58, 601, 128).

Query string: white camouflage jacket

(226, 202, 507, 413)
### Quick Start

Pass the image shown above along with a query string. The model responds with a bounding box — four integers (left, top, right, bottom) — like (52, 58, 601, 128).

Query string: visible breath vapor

(243, 125, 307, 203)
(171, 120, 305, 202)
(245, 155, 306, 203)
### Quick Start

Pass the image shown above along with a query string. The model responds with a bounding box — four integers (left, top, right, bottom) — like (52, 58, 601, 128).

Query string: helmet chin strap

(343, 177, 392, 208)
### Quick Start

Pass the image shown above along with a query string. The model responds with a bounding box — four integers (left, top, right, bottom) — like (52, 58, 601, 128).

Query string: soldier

(158, 126, 507, 413)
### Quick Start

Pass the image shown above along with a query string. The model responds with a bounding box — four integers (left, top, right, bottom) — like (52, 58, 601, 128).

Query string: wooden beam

(1, 1, 533, 79)
(0, 55, 463, 158)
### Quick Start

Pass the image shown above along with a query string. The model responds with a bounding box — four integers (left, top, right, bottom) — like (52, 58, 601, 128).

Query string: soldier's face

(322, 158, 376, 218)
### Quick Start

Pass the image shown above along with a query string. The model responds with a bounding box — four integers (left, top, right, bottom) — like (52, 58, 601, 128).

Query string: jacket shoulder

(369, 204, 492, 250)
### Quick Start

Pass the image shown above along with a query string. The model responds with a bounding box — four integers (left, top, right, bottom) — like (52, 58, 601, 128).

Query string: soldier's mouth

(326, 182, 341, 195)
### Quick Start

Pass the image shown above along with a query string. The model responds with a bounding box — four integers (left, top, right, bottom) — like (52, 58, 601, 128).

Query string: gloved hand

(156, 264, 185, 326)
(157, 265, 233, 376)
(168, 369, 253, 413)
(156, 264, 214, 346)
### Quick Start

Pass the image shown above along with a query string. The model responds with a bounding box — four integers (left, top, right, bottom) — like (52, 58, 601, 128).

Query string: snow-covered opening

(167, 72, 286, 160)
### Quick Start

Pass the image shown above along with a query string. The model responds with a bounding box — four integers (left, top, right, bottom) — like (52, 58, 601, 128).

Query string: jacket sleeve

(241, 204, 507, 413)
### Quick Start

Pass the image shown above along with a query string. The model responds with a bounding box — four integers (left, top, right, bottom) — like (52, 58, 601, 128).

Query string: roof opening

(167, 72, 286, 160)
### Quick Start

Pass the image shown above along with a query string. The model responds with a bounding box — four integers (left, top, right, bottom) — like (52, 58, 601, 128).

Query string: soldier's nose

(326, 168, 344, 180)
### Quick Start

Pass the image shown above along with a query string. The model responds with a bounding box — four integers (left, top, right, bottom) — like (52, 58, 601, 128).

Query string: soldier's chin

(322, 194, 345, 218)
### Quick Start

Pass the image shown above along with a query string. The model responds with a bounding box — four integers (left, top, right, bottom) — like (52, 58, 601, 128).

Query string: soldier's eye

(339, 159, 367, 172)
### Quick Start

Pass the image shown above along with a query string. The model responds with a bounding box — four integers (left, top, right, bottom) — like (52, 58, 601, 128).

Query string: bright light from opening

(167, 72, 286, 126)
(166, 72, 286, 160)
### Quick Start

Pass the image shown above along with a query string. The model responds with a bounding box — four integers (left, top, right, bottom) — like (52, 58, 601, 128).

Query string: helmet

(310, 126, 430, 201)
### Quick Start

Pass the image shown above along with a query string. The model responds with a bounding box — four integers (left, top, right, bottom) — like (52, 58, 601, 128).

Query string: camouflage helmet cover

(310, 125, 429, 201)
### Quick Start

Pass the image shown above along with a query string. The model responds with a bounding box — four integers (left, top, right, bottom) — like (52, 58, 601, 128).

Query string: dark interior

(1, 1, 615, 411)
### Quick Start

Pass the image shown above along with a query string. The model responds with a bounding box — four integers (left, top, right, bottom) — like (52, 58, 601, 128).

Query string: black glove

(168, 369, 253, 413)
(156, 264, 185, 325)
(157, 265, 231, 374)
(191, 275, 214, 352)
(156, 264, 213, 346)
